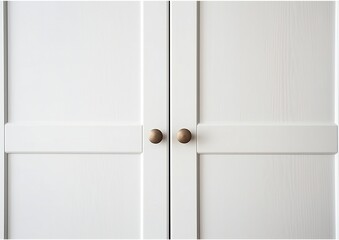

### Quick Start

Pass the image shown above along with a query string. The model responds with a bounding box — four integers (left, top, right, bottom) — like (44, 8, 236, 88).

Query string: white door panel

(199, 2, 335, 123)
(8, 154, 141, 238)
(8, 2, 141, 123)
(3, 1, 169, 238)
(171, 2, 337, 238)
(199, 155, 335, 238)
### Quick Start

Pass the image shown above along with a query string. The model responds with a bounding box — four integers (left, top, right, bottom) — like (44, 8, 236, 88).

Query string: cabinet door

(2, 2, 168, 238)
(171, 2, 337, 238)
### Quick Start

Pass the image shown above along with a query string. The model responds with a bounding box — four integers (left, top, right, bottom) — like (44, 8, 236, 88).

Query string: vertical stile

(170, 2, 198, 238)
(143, 2, 169, 238)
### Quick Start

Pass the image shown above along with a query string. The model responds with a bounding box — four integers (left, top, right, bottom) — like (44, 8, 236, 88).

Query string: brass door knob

(177, 128, 192, 144)
(149, 129, 163, 144)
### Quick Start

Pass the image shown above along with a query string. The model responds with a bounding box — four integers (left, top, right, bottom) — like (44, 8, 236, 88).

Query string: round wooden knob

(177, 128, 192, 144)
(149, 129, 163, 144)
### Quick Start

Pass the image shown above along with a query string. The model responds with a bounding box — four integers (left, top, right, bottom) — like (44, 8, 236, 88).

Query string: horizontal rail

(5, 123, 142, 154)
(197, 124, 338, 154)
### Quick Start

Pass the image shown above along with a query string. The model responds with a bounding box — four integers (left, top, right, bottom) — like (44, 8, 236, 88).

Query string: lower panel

(8, 154, 141, 238)
(199, 154, 335, 238)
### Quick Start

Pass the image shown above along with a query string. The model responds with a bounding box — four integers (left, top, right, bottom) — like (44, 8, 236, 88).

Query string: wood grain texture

(194, 2, 336, 238)
(5, 123, 142, 153)
(8, 2, 141, 122)
(6, 2, 169, 238)
(170, 2, 198, 238)
(199, 2, 335, 123)
(199, 154, 335, 238)
(8, 154, 141, 238)
(197, 124, 337, 154)
(142, 2, 169, 238)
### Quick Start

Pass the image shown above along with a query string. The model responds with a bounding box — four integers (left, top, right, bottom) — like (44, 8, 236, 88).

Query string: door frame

(335, 1, 339, 239)
(1, 1, 6, 237)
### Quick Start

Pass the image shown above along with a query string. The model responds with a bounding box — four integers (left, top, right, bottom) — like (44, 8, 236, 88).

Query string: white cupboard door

(171, 2, 337, 238)
(3, 2, 169, 238)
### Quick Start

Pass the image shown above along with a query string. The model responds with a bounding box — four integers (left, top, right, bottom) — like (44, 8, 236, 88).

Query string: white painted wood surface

(199, 154, 335, 238)
(197, 124, 337, 154)
(0, 2, 5, 238)
(170, 2, 198, 239)
(5, 2, 169, 238)
(199, 1, 335, 123)
(336, 2, 339, 238)
(171, 2, 337, 238)
(142, 2, 169, 238)
(5, 124, 142, 153)
(2, 1, 338, 238)
(7, 2, 141, 123)
(8, 154, 141, 238)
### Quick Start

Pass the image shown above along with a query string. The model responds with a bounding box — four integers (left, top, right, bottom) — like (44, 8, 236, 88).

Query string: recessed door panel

(8, 154, 141, 238)
(199, 2, 334, 123)
(199, 155, 335, 238)
(8, 2, 141, 123)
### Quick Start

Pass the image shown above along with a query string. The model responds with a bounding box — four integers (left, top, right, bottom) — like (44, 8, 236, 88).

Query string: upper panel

(199, 2, 335, 123)
(8, 2, 141, 123)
